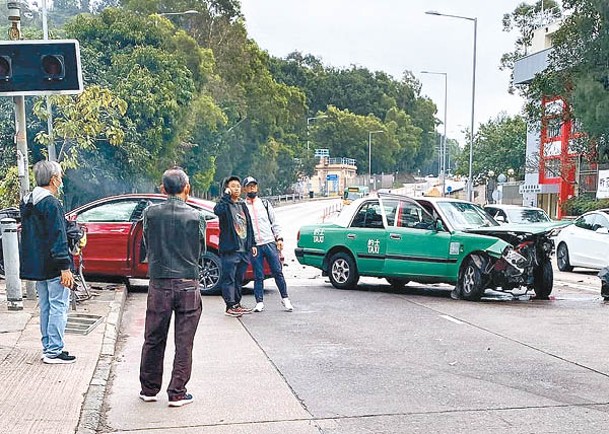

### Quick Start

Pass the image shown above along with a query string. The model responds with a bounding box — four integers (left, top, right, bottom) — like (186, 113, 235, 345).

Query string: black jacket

(213, 193, 255, 254)
(143, 198, 205, 280)
(19, 193, 71, 281)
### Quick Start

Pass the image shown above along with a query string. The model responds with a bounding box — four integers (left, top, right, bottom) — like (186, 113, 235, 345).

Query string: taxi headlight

(502, 246, 527, 270)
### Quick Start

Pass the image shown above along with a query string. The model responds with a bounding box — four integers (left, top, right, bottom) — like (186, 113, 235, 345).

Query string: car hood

(464, 221, 567, 237)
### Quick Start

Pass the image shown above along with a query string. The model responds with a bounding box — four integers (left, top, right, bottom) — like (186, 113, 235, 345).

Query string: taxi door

(383, 198, 453, 279)
(344, 200, 387, 276)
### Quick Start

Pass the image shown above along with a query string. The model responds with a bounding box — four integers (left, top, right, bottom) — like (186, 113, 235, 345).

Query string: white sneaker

(253, 302, 265, 312)
(282, 298, 293, 312)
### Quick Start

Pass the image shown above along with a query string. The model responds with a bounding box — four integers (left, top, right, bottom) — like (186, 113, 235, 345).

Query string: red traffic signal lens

(0, 56, 11, 79)
(41, 54, 64, 79)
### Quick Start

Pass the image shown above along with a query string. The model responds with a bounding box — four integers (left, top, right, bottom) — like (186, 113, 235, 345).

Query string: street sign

(326, 174, 338, 181)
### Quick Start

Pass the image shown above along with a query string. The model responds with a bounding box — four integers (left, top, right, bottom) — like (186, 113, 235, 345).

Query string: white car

(555, 209, 609, 271)
(484, 204, 552, 224)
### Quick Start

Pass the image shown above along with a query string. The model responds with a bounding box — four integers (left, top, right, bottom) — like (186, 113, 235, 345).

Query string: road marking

(439, 314, 464, 325)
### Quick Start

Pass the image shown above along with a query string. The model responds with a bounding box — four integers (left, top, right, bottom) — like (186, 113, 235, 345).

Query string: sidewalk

(0, 279, 126, 434)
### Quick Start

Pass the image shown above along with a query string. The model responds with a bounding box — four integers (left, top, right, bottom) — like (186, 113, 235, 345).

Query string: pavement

(0, 279, 126, 434)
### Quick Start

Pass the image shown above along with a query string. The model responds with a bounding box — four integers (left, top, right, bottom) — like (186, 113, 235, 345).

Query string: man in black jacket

(214, 175, 257, 317)
(139, 167, 206, 408)
(20, 160, 76, 364)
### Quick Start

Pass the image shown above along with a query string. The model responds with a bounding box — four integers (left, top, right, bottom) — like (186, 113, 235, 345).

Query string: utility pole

(8, 1, 30, 197)
(42, 0, 56, 161)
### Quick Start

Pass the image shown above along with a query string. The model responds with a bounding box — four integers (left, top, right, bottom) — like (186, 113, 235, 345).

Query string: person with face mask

(20, 160, 76, 364)
(242, 176, 293, 312)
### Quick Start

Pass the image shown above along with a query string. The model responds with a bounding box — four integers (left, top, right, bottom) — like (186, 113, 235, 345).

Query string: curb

(76, 285, 127, 434)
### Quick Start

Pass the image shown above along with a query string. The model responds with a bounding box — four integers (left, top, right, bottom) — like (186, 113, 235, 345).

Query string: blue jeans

(220, 252, 249, 308)
(251, 242, 288, 302)
(37, 277, 70, 357)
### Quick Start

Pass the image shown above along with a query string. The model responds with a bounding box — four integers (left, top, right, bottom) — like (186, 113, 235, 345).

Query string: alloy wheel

(331, 258, 350, 284)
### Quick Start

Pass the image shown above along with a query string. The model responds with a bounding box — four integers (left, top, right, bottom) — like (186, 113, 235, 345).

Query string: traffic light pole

(7, 2, 34, 301)
(7, 2, 30, 197)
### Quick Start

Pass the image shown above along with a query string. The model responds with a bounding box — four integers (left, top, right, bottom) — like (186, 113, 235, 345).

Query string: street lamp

(306, 115, 328, 151)
(368, 130, 383, 190)
(421, 70, 448, 197)
(159, 10, 200, 16)
(426, 10, 477, 202)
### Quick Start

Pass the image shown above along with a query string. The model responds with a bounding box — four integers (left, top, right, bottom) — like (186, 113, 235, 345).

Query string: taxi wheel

(533, 259, 553, 299)
(556, 243, 573, 272)
(386, 278, 410, 288)
(459, 258, 484, 301)
(328, 252, 359, 289)
(199, 251, 222, 295)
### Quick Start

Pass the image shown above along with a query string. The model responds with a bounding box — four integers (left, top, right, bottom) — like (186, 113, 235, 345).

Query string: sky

(239, 0, 529, 146)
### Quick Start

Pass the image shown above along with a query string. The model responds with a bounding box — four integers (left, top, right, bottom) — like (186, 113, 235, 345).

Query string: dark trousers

(220, 252, 249, 309)
(140, 278, 202, 400)
(251, 242, 288, 302)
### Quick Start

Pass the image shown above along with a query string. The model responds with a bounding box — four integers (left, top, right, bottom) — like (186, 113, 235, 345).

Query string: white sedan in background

(555, 209, 609, 271)
(484, 204, 552, 224)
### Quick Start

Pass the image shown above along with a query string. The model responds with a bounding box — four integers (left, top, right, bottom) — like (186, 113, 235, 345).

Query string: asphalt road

(101, 200, 609, 433)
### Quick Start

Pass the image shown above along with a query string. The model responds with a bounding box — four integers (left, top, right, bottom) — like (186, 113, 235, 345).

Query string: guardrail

(264, 193, 305, 206)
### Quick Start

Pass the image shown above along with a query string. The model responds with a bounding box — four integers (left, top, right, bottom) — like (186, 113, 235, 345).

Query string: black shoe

(168, 393, 194, 407)
(43, 352, 76, 364)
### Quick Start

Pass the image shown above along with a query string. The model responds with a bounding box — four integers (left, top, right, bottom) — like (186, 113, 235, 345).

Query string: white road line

(439, 314, 464, 325)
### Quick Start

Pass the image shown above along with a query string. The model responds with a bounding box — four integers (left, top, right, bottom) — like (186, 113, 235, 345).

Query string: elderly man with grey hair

(139, 167, 206, 408)
(20, 160, 76, 364)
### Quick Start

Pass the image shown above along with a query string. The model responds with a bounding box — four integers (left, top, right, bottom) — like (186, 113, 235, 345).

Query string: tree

(500, 0, 562, 93)
(454, 114, 527, 180)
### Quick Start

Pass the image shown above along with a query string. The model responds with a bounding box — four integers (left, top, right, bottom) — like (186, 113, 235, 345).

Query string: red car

(65, 194, 269, 294)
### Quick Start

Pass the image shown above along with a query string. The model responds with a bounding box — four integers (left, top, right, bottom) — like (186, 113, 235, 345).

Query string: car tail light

(296, 230, 300, 241)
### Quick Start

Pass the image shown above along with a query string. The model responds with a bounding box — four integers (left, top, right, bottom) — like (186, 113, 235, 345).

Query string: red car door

(76, 199, 144, 276)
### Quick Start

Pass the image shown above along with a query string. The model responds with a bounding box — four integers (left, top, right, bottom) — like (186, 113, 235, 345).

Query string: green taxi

(295, 194, 561, 301)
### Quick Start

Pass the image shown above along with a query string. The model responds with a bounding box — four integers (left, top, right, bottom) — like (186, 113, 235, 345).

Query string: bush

(0, 167, 21, 209)
(561, 193, 609, 216)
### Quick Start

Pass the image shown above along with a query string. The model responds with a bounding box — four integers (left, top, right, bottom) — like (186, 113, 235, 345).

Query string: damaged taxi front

(295, 194, 563, 301)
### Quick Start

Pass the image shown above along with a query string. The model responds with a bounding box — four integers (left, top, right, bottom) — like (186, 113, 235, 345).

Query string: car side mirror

(596, 227, 609, 234)
(434, 219, 445, 232)
(495, 215, 506, 223)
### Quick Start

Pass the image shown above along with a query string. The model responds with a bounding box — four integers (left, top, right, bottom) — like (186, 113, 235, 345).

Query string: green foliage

(33, 86, 128, 169)
(0, 167, 20, 208)
(270, 53, 438, 173)
(561, 193, 609, 216)
(454, 114, 527, 179)
(501, 0, 562, 92)
(505, 1, 609, 161)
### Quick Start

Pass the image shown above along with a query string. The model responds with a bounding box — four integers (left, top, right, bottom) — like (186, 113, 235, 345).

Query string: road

(100, 200, 609, 434)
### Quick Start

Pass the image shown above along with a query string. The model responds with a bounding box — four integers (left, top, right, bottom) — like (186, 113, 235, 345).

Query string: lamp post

(306, 115, 328, 151)
(368, 130, 383, 190)
(426, 10, 477, 202)
(421, 70, 448, 196)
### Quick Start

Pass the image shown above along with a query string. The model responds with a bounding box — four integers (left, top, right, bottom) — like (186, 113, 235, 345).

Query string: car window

(438, 201, 497, 230)
(575, 214, 596, 231)
(351, 202, 384, 229)
(77, 201, 140, 223)
(596, 213, 609, 229)
(506, 208, 551, 223)
(396, 201, 432, 229)
(381, 199, 399, 226)
(192, 207, 216, 221)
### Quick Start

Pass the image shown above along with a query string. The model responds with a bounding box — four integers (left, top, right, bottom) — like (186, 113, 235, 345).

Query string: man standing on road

(139, 167, 205, 408)
(20, 160, 76, 364)
(214, 175, 257, 317)
(242, 176, 293, 312)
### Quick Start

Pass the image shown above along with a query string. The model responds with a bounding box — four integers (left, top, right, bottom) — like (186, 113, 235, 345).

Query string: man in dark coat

(139, 167, 206, 408)
(214, 175, 257, 317)
(20, 160, 76, 364)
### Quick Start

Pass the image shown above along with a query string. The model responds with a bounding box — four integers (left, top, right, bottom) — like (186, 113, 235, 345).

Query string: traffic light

(0, 40, 83, 96)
